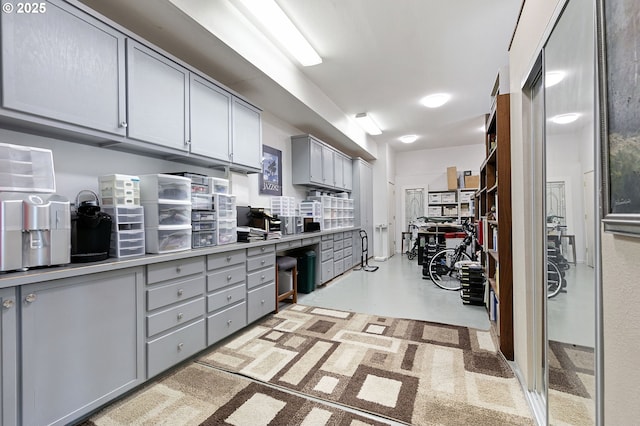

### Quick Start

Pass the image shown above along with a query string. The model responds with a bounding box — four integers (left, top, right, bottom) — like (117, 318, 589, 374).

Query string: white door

(388, 182, 396, 257)
(584, 170, 595, 267)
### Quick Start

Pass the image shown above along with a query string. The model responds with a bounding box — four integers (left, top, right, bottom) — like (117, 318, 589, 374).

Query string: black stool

(275, 256, 297, 312)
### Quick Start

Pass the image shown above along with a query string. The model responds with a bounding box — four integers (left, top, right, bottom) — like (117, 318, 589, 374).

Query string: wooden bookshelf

(476, 92, 513, 360)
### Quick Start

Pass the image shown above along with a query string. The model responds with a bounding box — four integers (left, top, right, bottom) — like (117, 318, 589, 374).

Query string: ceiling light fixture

(355, 113, 382, 135)
(550, 113, 580, 124)
(399, 135, 418, 144)
(236, 0, 322, 66)
(545, 71, 566, 88)
(420, 93, 451, 108)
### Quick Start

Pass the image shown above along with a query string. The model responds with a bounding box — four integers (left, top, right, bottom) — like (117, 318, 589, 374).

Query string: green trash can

(297, 250, 316, 294)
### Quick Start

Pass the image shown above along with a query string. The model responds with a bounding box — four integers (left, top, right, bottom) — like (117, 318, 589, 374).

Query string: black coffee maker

(71, 190, 112, 263)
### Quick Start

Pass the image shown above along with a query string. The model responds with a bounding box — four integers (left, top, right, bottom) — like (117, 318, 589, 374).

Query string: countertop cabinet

(231, 97, 262, 171)
(189, 73, 232, 161)
(19, 268, 144, 426)
(0, 288, 17, 426)
(246, 245, 275, 324)
(0, 0, 126, 136)
(126, 39, 189, 151)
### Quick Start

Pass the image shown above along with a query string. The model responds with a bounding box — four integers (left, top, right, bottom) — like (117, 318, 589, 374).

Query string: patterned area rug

(197, 305, 533, 425)
(82, 363, 389, 425)
(548, 340, 596, 426)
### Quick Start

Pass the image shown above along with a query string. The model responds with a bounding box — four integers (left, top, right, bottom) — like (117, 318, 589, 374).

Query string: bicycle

(405, 217, 427, 260)
(428, 221, 478, 290)
(547, 259, 567, 298)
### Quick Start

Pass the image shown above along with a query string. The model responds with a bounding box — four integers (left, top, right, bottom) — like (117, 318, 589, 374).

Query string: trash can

(297, 250, 316, 294)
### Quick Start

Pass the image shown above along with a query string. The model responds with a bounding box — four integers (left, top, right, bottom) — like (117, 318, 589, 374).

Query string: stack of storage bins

(99, 174, 145, 258)
(170, 172, 216, 249)
(270, 196, 295, 234)
(299, 200, 322, 228)
(209, 178, 237, 245)
(140, 174, 192, 253)
(308, 195, 334, 230)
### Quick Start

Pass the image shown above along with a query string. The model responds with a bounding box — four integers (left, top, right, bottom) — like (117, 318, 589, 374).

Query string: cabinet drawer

(333, 232, 344, 242)
(247, 244, 275, 257)
(207, 264, 245, 292)
(247, 267, 275, 290)
(343, 255, 353, 269)
(321, 240, 333, 251)
(147, 275, 205, 311)
(334, 259, 344, 276)
(147, 257, 205, 284)
(334, 249, 344, 260)
(343, 246, 353, 258)
(207, 283, 246, 313)
(276, 239, 302, 251)
(246, 253, 275, 272)
(248, 283, 276, 324)
(207, 302, 247, 345)
(333, 240, 344, 251)
(321, 248, 333, 262)
(302, 236, 321, 245)
(147, 319, 206, 378)
(321, 234, 333, 241)
(207, 249, 246, 270)
(343, 236, 353, 248)
(147, 297, 205, 337)
(321, 259, 334, 283)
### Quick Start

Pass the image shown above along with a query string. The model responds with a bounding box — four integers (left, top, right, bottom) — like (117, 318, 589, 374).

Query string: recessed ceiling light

(420, 93, 451, 108)
(355, 113, 382, 135)
(399, 135, 418, 144)
(545, 71, 566, 88)
(550, 113, 580, 124)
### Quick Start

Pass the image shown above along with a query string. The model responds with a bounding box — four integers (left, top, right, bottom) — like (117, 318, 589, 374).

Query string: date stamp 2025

(2, 2, 47, 14)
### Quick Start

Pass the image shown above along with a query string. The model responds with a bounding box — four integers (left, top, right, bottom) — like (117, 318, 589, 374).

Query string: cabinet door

(1, 0, 126, 135)
(126, 40, 189, 151)
(0, 288, 17, 426)
(322, 145, 335, 187)
(189, 73, 231, 161)
(309, 138, 324, 185)
(343, 156, 353, 191)
(20, 268, 144, 426)
(231, 97, 262, 170)
(334, 152, 344, 189)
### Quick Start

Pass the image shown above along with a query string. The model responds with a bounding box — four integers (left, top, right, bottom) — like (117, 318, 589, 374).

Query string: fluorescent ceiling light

(236, 0, 322, 66)
(545, 71, 566, 88)
(355, 113, 382, 135)
(550, 113, 580, 124)
(420, 93, 450, 108)
(399, 135, 418, 144)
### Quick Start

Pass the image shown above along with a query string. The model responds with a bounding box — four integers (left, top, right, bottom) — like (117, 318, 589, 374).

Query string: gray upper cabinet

(189, 74, 232, 161)
(231, 97, 262, 171)
(20, 268, 144, 426)
(1, 288, 17, 426)
(126, 39, 189, 151)
(353, 158, 373, 239)
(292, 134, 352, 191)
(0, 0, 126, 135)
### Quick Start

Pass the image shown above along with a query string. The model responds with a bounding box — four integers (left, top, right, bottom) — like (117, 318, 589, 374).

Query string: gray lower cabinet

(231, 97, 262, 171)
(189, 73, 231, 161)
(20, 268, 145, 426)
(146, 257, 206, 379)
(126, 39, 189, 151)
(246, 245, 275, 323)
(206, 250, 247, 345)
(0, 0, 126, 135)
(0, 288, 17, 426)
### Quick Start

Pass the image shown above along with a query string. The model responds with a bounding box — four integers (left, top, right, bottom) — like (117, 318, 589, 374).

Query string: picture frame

(597, 0, 640, 236)
(259, 145, 282, 196)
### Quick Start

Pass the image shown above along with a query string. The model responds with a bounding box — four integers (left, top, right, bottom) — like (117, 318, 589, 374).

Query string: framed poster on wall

(259, 145, 282, 196)
(598, 0, 640, 236)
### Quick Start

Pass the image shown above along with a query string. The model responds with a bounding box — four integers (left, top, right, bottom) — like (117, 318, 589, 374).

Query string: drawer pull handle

(176, 265, 182, 273)
(261, 247, 265, 252)
(177, 313, 184, 320)
(3, 299, 14, 309)
(261, 260, 265, 265)
(261, 299, 265, 305)
(177, 343, 184, 351)
(177, 288, 184, 296)
(261, 275, 265, 280)
(25, 293, 37, 303)
(227, 275, 232, 281)
(227, 319, 232, 326)
(227, 295, 232, 301)
(226, 256, 232, 261)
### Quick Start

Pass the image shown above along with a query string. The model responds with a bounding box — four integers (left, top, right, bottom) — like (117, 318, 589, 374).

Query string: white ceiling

(79, 0, 523, 160)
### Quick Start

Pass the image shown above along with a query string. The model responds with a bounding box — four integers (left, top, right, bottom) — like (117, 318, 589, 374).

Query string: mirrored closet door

(544, 0, 598, 424)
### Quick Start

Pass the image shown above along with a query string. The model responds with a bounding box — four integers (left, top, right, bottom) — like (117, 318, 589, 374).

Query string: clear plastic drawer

(145, 226, 191, 253)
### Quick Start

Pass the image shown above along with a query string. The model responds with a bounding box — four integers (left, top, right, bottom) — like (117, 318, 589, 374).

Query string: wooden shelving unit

(476, 92, 513, 360)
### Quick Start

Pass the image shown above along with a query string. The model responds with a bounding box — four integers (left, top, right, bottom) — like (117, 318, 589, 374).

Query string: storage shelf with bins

(476, 90, 513, 360)
(427, 189, 476, 222)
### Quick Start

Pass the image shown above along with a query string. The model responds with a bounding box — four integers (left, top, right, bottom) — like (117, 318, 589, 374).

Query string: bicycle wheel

(547, 261, 563, 298)
(428, 248, 472, 290)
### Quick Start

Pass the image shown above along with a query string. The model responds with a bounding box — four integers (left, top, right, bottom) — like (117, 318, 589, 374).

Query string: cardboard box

(447, 167, 458, 190)
(465, 175, 480, 189)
